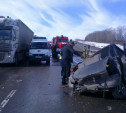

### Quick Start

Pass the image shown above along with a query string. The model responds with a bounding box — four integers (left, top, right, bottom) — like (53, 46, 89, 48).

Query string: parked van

(28, 36, 50, 64)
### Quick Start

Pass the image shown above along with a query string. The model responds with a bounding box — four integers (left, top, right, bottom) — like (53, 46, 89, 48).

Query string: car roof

(32, 39, 48, 42)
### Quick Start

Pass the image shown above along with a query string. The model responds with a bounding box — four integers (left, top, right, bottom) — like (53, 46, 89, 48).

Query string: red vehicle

(51, 35, 69, 58)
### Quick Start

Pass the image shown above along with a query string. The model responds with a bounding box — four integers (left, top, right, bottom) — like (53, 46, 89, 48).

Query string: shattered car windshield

(30, 42, 49, 49)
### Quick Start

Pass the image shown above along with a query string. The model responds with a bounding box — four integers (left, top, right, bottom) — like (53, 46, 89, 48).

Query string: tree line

(85, 26, 126, 44)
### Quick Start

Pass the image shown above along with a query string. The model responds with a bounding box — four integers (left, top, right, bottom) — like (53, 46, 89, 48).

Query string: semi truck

(0, 16, 34, 65)
(51, 35, 68, 58)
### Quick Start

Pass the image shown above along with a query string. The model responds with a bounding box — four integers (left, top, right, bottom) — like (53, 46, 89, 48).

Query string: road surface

(0, 57, 126, 113)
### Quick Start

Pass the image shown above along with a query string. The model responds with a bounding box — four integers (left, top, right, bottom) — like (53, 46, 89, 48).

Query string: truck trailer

(0, 16, 34, 65)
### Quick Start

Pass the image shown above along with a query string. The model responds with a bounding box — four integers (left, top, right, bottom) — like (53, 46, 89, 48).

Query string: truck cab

(29, 36, 50, 64)
(0, 16, 33, 65)
(51, 35, 68, 58)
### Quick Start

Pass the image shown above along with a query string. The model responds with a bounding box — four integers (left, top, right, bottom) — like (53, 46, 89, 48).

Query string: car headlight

(8, 53, 12, 58)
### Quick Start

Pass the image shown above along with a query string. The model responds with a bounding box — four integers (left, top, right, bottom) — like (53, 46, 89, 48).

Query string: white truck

(0, 16, 34, 65)
(29, 36, 50, 64)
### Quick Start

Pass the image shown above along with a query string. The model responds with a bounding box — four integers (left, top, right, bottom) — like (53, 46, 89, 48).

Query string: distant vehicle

(69, 44, 126, 99)
(28, 36, 50, 64)
(51, 35, 68, 58)
(0, 16, 33, 65)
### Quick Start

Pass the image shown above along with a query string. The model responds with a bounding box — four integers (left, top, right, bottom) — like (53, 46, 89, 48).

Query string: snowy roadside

(77, 40, 124, 50)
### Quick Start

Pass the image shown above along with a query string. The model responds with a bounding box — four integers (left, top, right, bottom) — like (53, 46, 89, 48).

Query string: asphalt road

(0, 58, 126, 113)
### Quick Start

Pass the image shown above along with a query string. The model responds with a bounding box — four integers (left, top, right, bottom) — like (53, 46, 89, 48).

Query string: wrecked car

(69, 44, 126, 99)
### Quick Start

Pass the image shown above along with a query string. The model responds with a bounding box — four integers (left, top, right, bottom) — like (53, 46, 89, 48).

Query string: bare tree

(85, 26, 126, 44)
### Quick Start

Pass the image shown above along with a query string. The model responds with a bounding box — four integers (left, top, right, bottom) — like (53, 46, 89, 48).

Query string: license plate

(35, 56, 42, 58)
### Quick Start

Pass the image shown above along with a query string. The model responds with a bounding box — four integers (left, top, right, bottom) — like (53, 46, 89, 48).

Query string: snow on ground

(78, 40, 123, 50)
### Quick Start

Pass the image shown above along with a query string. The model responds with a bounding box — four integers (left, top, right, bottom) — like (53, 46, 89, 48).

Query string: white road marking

(0, 90, 17, 112)
(16, 80, 22, 83)
(1, 99, 9, 108)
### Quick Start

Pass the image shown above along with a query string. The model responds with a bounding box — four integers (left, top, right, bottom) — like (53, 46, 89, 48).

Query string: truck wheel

(112, 82, 126, 99)
(14, 54, 18, 66)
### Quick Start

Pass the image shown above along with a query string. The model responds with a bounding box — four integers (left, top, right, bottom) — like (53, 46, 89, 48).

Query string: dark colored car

(69, 44, 126, 99)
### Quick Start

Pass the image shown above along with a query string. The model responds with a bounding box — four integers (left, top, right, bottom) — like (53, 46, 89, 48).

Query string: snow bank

(78, 41, 123, 50)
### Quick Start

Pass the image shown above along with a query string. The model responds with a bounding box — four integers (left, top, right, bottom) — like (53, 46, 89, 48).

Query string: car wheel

(46, 57, 50, 65)
(46, 60, 50, 65)
(112, 82, 126, 99)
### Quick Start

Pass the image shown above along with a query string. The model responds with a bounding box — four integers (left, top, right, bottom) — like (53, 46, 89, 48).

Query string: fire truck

(51, 35, 68, 58)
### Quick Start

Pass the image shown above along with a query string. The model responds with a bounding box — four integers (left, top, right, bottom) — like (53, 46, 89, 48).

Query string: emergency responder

(83, 46, 87, 59)
(59, 52, 64, 77)
(83, 45, 90, 58)
(87, 45, 90, 57)
(61, 40, 75, 86)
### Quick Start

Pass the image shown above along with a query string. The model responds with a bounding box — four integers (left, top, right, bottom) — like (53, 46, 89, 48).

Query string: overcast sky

(0, 0, 126, 40)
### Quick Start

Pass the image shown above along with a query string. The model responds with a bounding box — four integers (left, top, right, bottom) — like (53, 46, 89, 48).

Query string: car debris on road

(69, 44, 126, 99)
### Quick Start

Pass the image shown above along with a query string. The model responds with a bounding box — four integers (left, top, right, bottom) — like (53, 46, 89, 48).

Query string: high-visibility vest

(59, 55, 62, 60)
